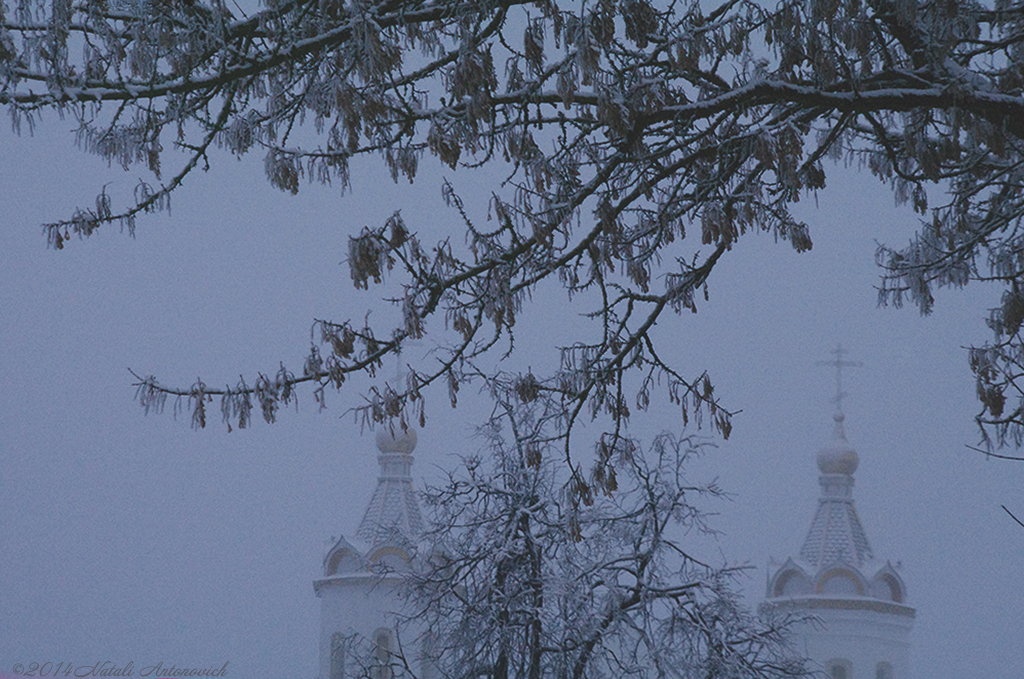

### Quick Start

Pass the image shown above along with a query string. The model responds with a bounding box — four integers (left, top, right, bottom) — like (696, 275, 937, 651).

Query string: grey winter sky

(1, 109, 1021, 679)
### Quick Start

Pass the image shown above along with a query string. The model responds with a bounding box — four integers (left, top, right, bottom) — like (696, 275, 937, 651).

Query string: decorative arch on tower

(768, 558, 813, 597)
(367, 544, 413, 570)
(324, 536, 364, 576)
(870, 562, 906, 603)
(815, 566, 866, 596)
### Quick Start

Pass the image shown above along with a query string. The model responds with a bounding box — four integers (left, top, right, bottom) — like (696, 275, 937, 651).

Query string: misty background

(1, 114, 1021, 678)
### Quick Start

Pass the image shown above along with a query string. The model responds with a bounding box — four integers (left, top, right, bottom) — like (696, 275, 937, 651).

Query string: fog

(1, 117, 1021, 679)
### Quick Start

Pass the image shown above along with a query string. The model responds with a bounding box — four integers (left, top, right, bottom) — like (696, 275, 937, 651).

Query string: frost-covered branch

(8, 0, 1024, 459)
(404, 408, 808, 679)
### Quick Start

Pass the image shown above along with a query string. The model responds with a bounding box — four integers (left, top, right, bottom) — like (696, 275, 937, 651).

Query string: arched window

(877, 661, 893, 679)
(773, 569, 812, 597)
(372, 628, 394, 679)
(818, 569, 863, 596)
(329, 632, 345, 679)
(827, 658, 852, 679)
(325, 546, 361, 575)
(420, 630, 438, 679)
(877, 574, 904, 603)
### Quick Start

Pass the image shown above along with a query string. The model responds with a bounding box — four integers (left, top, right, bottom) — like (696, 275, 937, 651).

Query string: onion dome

(816, 412, 859, 476)
(375, 426, 418, 455)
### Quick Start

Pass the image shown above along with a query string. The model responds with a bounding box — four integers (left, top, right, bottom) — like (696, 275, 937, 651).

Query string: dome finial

(814, 344, 862, 476)
(373, 337, 423, 455)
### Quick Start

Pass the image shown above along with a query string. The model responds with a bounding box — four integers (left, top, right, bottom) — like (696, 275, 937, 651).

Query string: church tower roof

(355, 426, 425, 546)
(764, 346, 911, 612)
(320, 425, 425, 578)
(765, 404, 910, 606)
(797, 411, 873, 570)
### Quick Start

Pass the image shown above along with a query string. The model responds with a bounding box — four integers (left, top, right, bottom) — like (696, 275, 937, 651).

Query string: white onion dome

(817, 412, 859, 475)
(375, 426, 418, 454)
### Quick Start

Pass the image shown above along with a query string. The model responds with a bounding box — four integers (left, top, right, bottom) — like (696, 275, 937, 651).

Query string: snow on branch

(9, 0, 1024, 458)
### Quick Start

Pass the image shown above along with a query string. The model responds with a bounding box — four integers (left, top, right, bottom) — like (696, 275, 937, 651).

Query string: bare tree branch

(7, 0, 1024, 477)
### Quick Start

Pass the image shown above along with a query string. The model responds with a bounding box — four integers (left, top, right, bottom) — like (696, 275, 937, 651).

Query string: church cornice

(313, 572, 405, 596)
(762, 595, 916, 618)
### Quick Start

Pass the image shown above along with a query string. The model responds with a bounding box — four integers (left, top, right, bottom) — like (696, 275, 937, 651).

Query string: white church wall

(787, 605, 913, 679)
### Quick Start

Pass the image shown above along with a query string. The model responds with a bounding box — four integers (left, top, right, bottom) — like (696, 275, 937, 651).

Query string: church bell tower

(762, 348, 914, 679)
(313, 426, 429, 679)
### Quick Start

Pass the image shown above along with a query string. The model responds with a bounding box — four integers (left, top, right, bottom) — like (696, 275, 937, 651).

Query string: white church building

(761, 407, 915, 679)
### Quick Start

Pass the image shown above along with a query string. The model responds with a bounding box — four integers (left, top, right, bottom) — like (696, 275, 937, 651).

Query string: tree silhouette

(6, 0, 1024, 484)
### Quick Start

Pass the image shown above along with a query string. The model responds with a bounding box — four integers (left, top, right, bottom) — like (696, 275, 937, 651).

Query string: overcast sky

(1, 109, 1021, 679)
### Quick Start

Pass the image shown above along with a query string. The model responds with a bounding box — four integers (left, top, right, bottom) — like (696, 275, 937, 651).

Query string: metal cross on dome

(816, 343, 863, 412)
